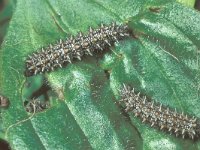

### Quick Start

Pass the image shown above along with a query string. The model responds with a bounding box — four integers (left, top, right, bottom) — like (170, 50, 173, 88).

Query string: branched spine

(25, 22, 129, 76)
(120, 84, 200, 140)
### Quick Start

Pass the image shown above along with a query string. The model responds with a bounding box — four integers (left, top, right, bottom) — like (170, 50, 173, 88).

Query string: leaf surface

(0, 0, 200, 150)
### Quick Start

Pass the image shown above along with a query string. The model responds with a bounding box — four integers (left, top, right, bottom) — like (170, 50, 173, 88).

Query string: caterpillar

(24, 99, 50, 113)
(119, 84, 200, 140)
(0, 95, 9, 108)
(25, 22, 130, 77)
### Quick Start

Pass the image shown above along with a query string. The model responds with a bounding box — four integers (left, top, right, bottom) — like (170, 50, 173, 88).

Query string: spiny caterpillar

(24, 99, 50, 113)
(120, 84, 200, 140)
(25, 22, 129, 77)
(0, 95, 9, 108)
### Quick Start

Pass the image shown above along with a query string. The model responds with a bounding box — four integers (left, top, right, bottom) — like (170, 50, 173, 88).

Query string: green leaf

(0, 0, 200, 150)
(0, 0, 15, 45)
(49, 62, 142, 150)
(177, 0, 196, 7)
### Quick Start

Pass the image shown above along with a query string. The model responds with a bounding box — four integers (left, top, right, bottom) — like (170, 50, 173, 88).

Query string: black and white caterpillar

(120, 84, 200, 140)
(25, 22, 130, 76)
(24, 99, 50, 113)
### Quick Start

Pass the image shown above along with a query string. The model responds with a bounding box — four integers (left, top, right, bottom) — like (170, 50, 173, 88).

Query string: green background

(0, 0, 200, 149)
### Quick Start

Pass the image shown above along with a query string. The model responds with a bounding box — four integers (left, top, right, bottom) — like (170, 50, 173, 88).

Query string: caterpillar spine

(120, 84, 200, 140)
(25, 22, 129, 77)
